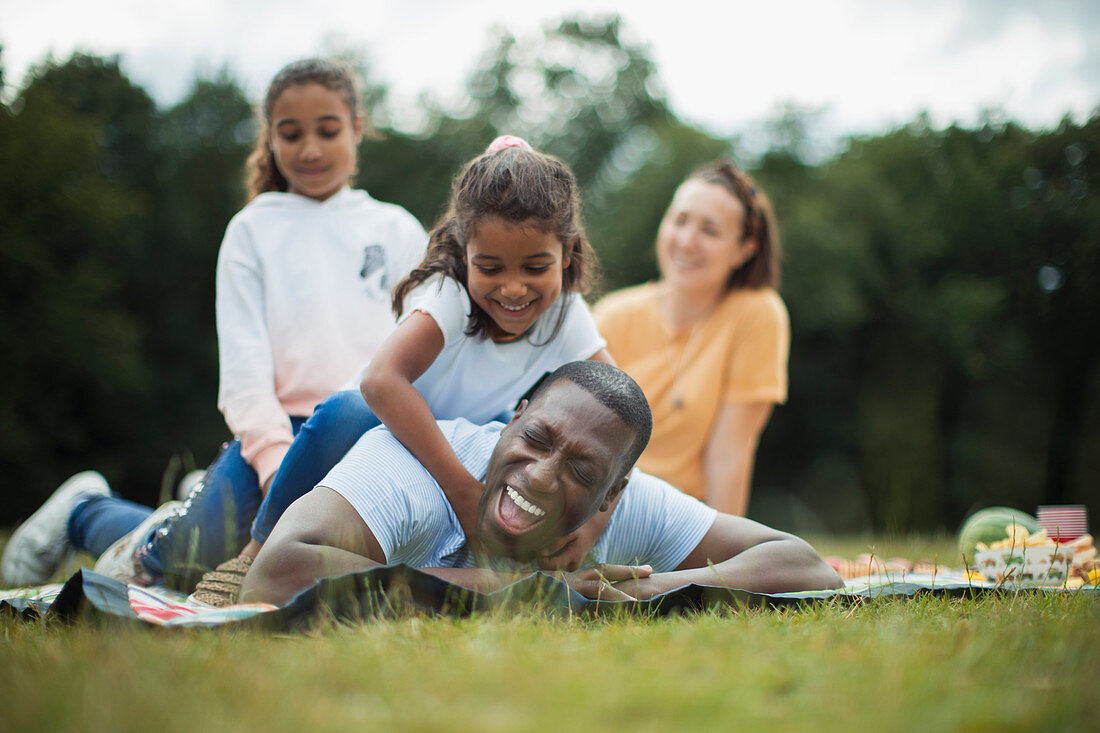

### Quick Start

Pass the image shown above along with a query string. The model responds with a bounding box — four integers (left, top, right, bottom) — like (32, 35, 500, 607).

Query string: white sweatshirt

(215, 187, 427, 485)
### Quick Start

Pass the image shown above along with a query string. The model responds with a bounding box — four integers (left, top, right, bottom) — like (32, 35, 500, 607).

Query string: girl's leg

(138, 438, 266, 590)
(250, 391, 380, 545)
(68, 495, 152, 558)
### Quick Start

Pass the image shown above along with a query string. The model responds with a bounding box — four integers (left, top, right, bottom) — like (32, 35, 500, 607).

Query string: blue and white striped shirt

(321, 419, 717, 573)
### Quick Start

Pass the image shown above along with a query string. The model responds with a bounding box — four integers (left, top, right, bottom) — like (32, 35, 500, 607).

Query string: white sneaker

(92, 500, 182, 584)
(176, 470, 206, 502)
(2, 470, 111, 587)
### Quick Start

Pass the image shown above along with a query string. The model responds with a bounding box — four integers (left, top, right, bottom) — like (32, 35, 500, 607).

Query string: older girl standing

(1, 58, 426, 590)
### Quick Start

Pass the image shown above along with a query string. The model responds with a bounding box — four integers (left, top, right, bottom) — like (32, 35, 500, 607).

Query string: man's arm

(240, 487, 388, 605)
(240, 486, 521, 605)
(241, 487, 654, 605)
(613, 512, 843, 599)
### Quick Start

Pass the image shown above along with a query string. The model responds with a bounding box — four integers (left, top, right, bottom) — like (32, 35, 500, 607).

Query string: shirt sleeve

(722, 292, 790, 405)
(398, 277, 471, 347)
(317, 428, 417, 562)
(592, 470, 717, 573)
(214, 217, 293, 485)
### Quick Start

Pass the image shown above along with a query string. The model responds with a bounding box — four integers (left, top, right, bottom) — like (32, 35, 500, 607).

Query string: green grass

(2, 532, 1097, 732)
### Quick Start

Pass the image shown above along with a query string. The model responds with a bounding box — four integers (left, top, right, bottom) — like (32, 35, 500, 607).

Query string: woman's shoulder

(719, 287, 789, 328)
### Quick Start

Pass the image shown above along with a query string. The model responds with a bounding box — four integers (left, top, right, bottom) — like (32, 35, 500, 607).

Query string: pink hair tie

(486, 135, 533, 153)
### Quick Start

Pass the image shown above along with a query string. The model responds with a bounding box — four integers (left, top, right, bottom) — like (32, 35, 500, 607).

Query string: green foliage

(754, 114, 1100, 532)
(0, 55, 250, 515)
(0, 17, 1097, 532)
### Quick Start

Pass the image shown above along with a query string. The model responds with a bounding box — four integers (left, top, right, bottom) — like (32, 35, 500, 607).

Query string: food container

(973, 544, 1075, 586)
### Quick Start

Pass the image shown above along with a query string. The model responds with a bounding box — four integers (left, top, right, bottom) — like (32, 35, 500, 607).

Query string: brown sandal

(187, 555, 254, 608)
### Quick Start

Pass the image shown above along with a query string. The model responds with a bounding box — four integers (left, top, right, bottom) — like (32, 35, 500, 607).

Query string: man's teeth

(505, 486, 546, 517)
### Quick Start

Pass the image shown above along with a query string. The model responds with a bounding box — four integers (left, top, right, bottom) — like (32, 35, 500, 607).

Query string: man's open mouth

(495, 484, 548, 534)
(506, 485, 545, 516)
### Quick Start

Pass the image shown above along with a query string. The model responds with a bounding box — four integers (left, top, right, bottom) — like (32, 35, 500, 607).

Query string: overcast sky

(2, 0, 1097, 144)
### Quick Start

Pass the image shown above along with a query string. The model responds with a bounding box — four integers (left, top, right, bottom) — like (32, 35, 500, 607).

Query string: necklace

(663, 321, 701, 410)
(657, 285, 719, 410)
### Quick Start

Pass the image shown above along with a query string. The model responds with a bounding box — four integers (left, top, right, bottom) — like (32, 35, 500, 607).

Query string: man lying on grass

(242, 361, 842, 605)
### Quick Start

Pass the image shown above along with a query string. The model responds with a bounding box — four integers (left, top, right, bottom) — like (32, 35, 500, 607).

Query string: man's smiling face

(476, 379, 635, 561)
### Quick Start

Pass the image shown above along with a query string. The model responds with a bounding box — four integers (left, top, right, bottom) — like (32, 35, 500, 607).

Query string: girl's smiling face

(464, 217, 571, 341)
(269, 82, 362, 201)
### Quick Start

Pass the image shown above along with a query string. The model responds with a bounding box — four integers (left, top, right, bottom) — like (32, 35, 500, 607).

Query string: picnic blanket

(2, 565, 1096, 630)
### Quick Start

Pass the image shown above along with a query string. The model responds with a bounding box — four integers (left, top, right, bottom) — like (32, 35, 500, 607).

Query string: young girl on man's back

(187, 136, 612, 604)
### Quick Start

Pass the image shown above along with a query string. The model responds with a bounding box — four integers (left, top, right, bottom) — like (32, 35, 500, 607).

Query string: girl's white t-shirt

(395, 276, 606, 423)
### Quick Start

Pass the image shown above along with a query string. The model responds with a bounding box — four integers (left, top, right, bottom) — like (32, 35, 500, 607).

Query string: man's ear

(599, 472, 630, 512)
(508, 399, 528, 425)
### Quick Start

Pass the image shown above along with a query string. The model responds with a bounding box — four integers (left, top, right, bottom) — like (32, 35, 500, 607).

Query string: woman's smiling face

(656, 179, 757, 298)
(464, 217, 570, 341)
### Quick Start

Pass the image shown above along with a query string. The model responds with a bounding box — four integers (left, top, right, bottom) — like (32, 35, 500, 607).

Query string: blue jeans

(68, 391, 511, 591)
(250, 390, 381, 543)
(68, 495, 151, 559)
(68, 418, 305, 591)
(251, 393, 515, 544)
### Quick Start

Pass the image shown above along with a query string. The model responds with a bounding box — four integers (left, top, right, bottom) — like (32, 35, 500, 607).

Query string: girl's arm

(359, 312, 485, 535)
(702, 401, 774, 516)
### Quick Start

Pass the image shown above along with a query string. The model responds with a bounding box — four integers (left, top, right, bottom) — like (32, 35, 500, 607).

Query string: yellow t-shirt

(594, 282, 790, 500)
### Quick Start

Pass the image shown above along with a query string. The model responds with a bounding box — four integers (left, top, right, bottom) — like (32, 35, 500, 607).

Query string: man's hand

(553, 563, 652, 601)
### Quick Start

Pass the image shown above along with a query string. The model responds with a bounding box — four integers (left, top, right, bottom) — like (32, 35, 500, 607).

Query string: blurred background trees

(1, 17, 1096, 533)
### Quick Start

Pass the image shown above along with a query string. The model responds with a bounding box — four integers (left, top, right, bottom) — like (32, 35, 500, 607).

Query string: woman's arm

(359, 312, 485, 535)
(702, 401, 774, 516)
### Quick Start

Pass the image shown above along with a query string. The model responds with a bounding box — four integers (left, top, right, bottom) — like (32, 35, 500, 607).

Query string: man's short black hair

(528, 361, 652, 474)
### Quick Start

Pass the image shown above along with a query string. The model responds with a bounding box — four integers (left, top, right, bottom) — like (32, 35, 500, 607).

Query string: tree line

(1, 17, 1096, 533)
